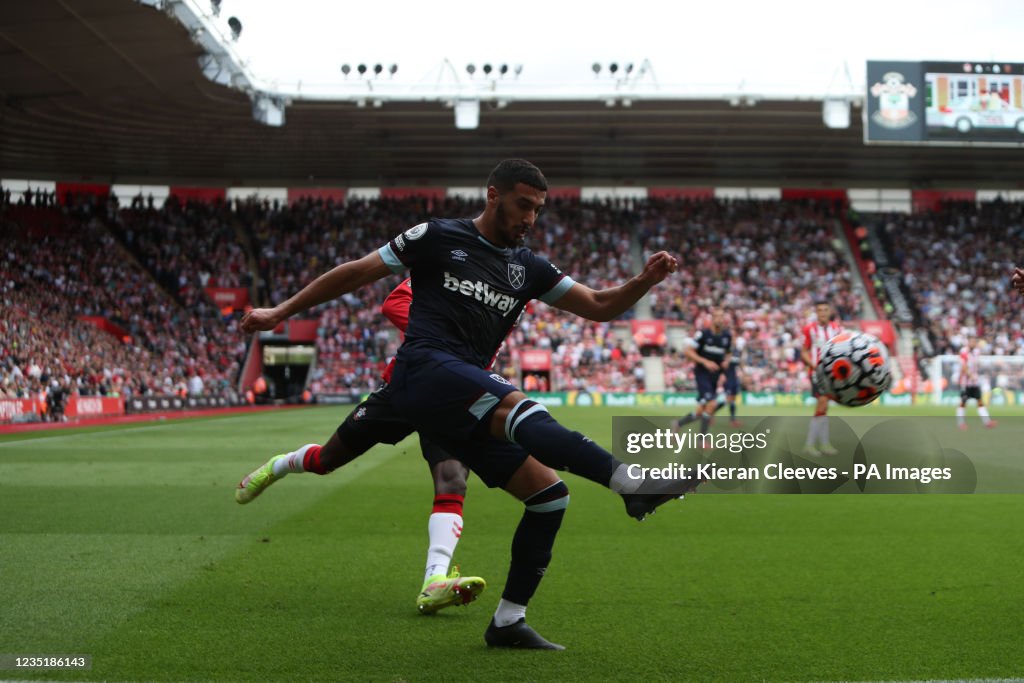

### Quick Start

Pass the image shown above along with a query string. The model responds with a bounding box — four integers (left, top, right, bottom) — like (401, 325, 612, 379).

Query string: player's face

(815, 304, 832, 323)
(711, 309, 724, 328)
(493, 183, 545, 247)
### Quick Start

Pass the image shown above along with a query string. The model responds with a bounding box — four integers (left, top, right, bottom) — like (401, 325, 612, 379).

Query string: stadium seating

(24, 193, 1024, 402)
(881, 201, 1024, 356)
(1, 198, 244, 404)
(639, 198, 863, 394)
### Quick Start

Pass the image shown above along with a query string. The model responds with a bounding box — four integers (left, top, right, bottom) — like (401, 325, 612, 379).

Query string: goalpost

(927, 355, 1024, 405)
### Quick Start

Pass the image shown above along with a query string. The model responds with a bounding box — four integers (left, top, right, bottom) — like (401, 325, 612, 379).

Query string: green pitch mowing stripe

(2, 407, 1023, 682)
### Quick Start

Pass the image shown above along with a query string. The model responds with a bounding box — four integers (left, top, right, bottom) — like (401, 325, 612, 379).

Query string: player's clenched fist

(639, 251, 678, 286)
(1012, 267, 1024, 296)
(241, 307, 283, 333)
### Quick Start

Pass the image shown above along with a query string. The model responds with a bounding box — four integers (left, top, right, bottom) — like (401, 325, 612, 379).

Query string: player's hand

(638, 251, 678, 286)
(240, 307, 284, 334)
(703, 359, 720, 372)
(1013, 267, 1024, 295)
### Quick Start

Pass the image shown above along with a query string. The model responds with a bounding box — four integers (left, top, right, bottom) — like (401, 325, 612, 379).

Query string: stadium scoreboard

(865, 60, 1024, 146)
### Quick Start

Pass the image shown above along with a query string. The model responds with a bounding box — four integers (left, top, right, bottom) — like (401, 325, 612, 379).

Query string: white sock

(493, 598, 527, 627)
(271, 443, 317, 478)
(818, 415, 831, 446)
(806, 418, 821, 447)
(978, 406, 991, 424)
(424, 512, 462, 582)
(609, 463, 641, 494)
(956, 406, 966, 426)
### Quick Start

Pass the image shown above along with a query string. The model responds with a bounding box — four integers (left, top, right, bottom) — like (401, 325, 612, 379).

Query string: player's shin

(495, 480, 569, 627)
(424, 494, 464, 583)
(270, 443, 321, 478)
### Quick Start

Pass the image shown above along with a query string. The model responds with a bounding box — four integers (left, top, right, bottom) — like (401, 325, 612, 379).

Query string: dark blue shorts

(723, 365, 740, 395)
(390, 350, 520, 441)
(336, 382, 528, 488)
(423, 431, 532, 488)
(388, 350, 530, 487)
(694, 366, 722, 404)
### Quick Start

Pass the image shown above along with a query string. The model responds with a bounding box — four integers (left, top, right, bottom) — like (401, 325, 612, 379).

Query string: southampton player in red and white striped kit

(800, 300, 843, 456)
(957, 338, 996, 430)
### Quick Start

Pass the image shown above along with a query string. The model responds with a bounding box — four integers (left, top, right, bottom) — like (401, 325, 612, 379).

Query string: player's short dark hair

(814, 299, 830, 307)
(487, 159, 548, 193)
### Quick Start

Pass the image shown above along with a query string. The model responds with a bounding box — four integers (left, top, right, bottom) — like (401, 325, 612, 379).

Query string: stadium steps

(628, 227, 665, 390)
(230, 213, 261, 306)
(831, 218, 878, 320)
(96, 213, 190, 312)
(666, 325, 688, 353)
(631, 233, 654, 319)
(642, 356, 665, 391)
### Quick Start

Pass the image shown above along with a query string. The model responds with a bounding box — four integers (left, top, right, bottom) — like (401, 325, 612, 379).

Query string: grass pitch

(1, 405, 1023, 682)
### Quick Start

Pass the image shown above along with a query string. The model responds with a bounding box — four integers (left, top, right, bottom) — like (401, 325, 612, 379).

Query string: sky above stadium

(222, 0, 1024, 98)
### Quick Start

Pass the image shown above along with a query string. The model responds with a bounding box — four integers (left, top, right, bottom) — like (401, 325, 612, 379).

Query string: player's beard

(495, 202, 526, 247)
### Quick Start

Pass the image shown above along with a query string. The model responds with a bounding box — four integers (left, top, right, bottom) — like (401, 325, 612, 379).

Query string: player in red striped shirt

(800, 300, 843, 456)
(956, 337, 996, 430)
(238, 278, 488, 615)
(380, 278, 489, 612)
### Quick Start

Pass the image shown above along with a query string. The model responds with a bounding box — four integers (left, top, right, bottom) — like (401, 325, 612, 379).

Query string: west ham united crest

(507, 263, 525, 289)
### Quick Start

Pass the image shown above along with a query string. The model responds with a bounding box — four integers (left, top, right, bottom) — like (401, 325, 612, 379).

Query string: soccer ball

(813, 331, 892, 407)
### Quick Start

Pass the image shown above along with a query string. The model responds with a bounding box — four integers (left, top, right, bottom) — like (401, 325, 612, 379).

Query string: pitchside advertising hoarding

(865, 60, 1024, 146)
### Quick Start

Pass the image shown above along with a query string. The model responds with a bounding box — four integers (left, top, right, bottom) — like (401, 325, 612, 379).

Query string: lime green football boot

(235, 454, 287, 504)
(416, 567, 486, 615)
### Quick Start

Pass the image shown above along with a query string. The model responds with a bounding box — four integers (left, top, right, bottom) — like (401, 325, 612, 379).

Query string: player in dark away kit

(673, 306, 733, 437)
(236, 159, 698, 649)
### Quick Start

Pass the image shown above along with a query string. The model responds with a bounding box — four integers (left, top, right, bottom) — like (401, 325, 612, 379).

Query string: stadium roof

(1, 0, 1023, 188)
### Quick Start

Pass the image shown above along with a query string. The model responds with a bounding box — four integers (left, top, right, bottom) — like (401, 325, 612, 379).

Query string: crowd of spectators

(499, 198, 646, 392)
(24, 192, 1024, 404)
(883, 200, 1024, 357)
(111, 199, 251, 308)
(639, 198, 863, 394)
(3, 193, 879, 404)
(1, 198, 244, 406)
(253, 196, 454, 394)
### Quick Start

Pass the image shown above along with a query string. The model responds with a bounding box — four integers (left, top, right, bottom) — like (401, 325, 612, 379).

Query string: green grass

(1, 405, 1023, 682)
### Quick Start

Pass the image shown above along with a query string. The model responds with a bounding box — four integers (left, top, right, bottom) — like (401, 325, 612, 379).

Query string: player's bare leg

(976, 400, 997, 429)
(725, 394, 741, 428)
(235, 431, 362, 504)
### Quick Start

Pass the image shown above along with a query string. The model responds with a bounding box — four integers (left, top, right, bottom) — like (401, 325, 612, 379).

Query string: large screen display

(865, 60, 1024, 146)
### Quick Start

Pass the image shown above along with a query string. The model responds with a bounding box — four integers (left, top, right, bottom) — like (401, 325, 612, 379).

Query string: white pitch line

(0, 413, 299, 448)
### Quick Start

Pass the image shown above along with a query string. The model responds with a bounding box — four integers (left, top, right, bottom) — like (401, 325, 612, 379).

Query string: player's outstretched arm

(241, 252, 392, 333)
(550, 251, 678, 322)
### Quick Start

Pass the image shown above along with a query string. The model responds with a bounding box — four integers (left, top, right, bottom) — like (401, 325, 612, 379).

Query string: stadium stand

(1, 198, 244, 409)
(639, 198, 864, 394)
(881, 201, 1024, 356)
(3, 192, 889, 406)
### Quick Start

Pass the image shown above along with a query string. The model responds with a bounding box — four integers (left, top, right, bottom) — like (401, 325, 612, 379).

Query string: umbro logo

(450, 249, 468, 262)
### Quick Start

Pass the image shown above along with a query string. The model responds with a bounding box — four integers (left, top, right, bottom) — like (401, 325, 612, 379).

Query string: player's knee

(433, 459, 468, 496)
(523, 479, 570, 513)
(501, 398, 552, 442)
(489, 391, 530, 437)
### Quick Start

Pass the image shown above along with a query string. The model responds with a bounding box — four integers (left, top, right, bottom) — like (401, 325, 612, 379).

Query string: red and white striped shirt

(959, 347, 979, 388)
(802, 320, 843, 366)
